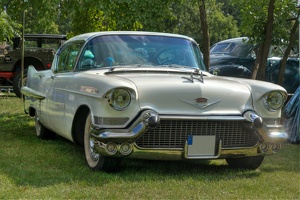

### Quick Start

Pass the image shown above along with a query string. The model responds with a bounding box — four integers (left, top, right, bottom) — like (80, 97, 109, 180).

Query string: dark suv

(0, 34, 67, 97)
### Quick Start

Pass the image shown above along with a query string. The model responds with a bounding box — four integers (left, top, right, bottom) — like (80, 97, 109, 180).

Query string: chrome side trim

(20, 86, 45, 100)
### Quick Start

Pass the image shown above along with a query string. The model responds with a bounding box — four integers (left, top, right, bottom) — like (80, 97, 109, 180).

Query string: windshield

(77, 35, 206, 71)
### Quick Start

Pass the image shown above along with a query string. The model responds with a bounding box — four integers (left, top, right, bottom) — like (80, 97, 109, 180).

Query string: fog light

(271, 143, 281, 153)
(120, 143, 132, 155)
(105, 142, 118, 155)
(259, 143, 269, 153)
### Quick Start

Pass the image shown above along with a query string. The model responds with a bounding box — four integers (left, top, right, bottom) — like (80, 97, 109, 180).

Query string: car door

(45, 42, 83, 137)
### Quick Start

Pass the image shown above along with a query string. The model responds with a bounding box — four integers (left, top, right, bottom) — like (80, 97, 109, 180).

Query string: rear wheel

(35, 114, 56, 140)
(13, 72, 27, 98)
(226, 156, 265, 170)
(84, 113, 121, 172)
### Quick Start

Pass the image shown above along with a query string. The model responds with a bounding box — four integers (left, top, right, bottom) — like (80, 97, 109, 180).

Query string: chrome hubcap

(89, 133, 99, 161)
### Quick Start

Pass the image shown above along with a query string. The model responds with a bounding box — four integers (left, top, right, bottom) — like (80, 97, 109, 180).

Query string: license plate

(186, 135, 216, 157)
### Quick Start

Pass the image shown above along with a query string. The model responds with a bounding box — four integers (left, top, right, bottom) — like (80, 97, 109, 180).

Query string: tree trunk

(256, 0, 275, 81)
(199, 0, 210, 71)
(251, 47, 263, 79)
(278, 19, 298, 85)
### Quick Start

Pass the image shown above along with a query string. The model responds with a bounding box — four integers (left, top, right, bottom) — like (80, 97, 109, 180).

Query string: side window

(78, 49, 96, 71)
(56, 42, 83, 73)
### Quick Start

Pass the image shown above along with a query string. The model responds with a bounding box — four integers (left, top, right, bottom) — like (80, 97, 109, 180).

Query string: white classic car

(21, 31, 288, 172)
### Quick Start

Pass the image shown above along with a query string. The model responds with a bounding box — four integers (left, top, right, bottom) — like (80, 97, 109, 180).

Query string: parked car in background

(0, 34, 67, 97)
(22, 31, 288, 172)
(209, 37, 299, 97)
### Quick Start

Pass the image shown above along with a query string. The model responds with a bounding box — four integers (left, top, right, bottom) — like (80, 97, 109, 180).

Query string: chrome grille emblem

(195, 97, 208, 103)
(180, 98, 221, 109)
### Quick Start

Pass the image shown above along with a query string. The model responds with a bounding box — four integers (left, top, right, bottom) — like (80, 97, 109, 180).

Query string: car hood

(109, 70, 253, 115)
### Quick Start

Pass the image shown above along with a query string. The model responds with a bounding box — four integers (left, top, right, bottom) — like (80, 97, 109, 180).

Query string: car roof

(65, 31, 196, 44)
(214, 37, 249, 44)
(15, 34, 67, 39)
(211, 37, 254, 57)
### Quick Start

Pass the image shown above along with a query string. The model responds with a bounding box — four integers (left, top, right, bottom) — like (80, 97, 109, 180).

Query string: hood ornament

(182, 69, 204, 83)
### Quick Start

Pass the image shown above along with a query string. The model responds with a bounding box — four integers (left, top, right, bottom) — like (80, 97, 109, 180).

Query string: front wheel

(84, 113, 122, 172)
(226, 156, 265, 170)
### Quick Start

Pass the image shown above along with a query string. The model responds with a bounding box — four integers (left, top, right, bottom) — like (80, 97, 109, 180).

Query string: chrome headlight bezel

(262, 91, 286, 112)
(105, 88, 135, 111)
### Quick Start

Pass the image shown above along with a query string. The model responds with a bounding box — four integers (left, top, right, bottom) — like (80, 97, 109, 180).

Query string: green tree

(62, 0, 239, 47)
(278, 17, 298, 85)
(0, 11, 21, 41)
(199, 0, 210, 70)
(277, 2, 299, 85)
(230, 0, 298, 82)
(64, 0, 180, 36)
(217, 0, 241, 27)
(163, 0, 239, 70)
(166, 0, 239, 46)
(208, 1, 240, 45)
(60, 0, 115, 37)
(1, 0, 61, 34)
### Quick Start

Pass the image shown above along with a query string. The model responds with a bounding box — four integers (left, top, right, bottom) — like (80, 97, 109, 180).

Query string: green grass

(0, 97, 299, 199)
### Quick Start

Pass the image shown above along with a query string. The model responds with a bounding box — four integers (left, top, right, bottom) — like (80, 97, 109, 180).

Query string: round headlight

(108, 88, 131, 110)
(262, 91, 285, 111)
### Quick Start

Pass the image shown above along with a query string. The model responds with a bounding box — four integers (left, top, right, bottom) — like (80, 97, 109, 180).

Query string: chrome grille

(136, 120, 259, 149)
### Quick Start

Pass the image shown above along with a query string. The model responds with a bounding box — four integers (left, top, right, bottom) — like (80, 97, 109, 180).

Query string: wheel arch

(13, 56, 46, 72)
(28, 106, 36, 117)
(72, 105, 91, 146)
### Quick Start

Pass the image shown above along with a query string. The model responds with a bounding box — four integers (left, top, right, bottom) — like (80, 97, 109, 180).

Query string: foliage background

(0, 1, 240, 44)
(0, 0, 298, 53)
(0, 0, 298, 84)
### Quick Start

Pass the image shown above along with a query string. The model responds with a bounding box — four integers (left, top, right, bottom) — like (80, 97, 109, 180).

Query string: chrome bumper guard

(243, 111, 288, 143)
(91, 110, 287, 159)
(91, 110, 160, 143)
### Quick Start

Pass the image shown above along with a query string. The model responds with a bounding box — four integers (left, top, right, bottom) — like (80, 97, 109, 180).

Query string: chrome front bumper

(93, 140, 283, 160)
(91, 110, 288, 159)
